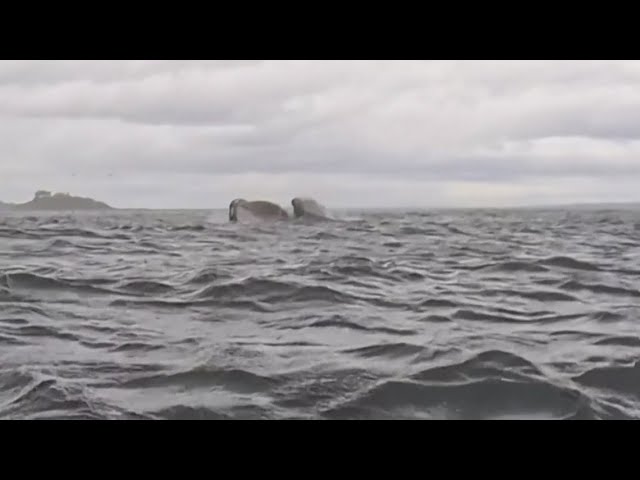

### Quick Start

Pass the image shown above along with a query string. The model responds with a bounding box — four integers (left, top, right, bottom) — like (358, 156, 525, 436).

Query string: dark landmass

(2, 190, 113, 211)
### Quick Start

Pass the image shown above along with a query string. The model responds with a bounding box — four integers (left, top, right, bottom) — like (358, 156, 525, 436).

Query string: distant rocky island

(1, 190, 113, 211)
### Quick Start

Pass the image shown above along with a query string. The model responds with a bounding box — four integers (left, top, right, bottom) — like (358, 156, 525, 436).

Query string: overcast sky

(1, 60, 639, 209)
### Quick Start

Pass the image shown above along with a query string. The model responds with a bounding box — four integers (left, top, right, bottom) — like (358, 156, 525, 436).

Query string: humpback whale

(228, 198, 289, 223)
(291, 197, 331, 220)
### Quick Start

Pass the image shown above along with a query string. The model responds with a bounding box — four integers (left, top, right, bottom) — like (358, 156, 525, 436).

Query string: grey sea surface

(1, 207, 639, 420)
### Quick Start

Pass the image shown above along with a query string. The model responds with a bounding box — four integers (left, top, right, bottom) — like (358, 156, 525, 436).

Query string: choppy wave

(1, 207, 639, 419)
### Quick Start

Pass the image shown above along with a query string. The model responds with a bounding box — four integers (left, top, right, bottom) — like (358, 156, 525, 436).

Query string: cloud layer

(1, 60, 639, 208)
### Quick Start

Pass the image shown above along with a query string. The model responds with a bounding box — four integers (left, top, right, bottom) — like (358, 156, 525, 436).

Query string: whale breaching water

(228, 198, 289, 223)
(291, 197, 331, 220)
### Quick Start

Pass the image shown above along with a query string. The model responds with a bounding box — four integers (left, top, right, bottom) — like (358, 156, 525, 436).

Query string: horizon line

(112, 200, 640, 211)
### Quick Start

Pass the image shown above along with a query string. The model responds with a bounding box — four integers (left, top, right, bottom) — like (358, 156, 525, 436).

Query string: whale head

(291, 197, 328, 219)
(291, 197, 303, 218)
(229, 198, 247, 222)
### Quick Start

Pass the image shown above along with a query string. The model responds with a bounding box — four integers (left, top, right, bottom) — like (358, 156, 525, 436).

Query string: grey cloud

(0, 60, 263, 86)
(2, 60, 640, 208)
(0, 61, 374, 125)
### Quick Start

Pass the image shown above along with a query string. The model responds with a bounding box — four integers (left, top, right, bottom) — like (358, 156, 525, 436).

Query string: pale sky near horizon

(1, 60, 640, 209)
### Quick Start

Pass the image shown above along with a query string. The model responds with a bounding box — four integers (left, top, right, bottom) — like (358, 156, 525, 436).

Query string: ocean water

(1, 207, 639, 420)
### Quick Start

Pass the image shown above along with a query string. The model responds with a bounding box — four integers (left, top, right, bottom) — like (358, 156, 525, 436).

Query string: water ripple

(1, 207, 639, 419)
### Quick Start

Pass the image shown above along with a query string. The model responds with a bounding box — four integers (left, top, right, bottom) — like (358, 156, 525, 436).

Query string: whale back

(229, 198, 289, 222)
(291, 197, 329, 219)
